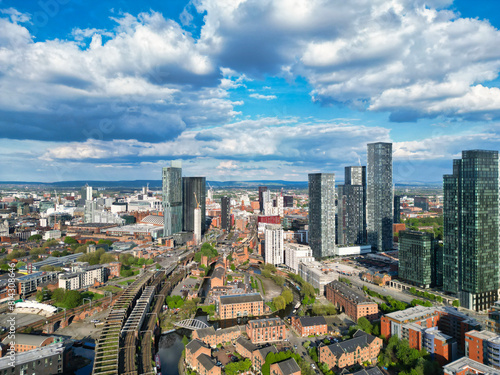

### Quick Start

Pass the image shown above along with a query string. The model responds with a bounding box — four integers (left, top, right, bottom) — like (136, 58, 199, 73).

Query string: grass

(256, 276, 266, 295)
(82, 291, 104, 301)
(118, 280, 133, 286)
(101, 285, 122, 294)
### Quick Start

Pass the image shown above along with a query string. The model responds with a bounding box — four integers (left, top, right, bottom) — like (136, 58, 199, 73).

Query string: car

(311, 364, 316, 369)
(294, 345, 297, 349)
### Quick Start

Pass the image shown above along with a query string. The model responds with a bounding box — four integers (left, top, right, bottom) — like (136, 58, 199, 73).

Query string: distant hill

(0, 179, 442, 189)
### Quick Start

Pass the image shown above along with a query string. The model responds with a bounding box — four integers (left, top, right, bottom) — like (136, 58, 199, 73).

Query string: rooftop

(247, 317, 284, 328)
(196, 353, 216, 371)
(0, 343, 64, 369)
(327, 281, 374, 305)
(443, 357, 500, 375)
(296, 316, 327, 327)
(219, 293, 263, 305)
(235, 337, 257, 353)
(466, 330, 498, 341)
(274, 358, 301, 375)
(1, 334, 54, 347)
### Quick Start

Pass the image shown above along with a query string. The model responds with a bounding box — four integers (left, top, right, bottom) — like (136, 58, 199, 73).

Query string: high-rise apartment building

(308, 173, 335, 259)
(367, 142, 393, 252)
(443, 150, 499, 311)
(221, 196, 231, 231)
(337, 166, 366, 246)
(394, 195, 401, 224)
(264, 224, 284, 265)
(258, 186, 268, 212)
(162, 161, 183, 236)
(399, 230, 441, 289)
(182, 177, 206, 235)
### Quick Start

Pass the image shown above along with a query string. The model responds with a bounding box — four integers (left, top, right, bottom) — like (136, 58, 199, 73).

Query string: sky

(1, 0, 500, 183)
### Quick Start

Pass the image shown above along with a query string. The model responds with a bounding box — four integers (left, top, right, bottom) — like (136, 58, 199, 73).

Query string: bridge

(174, 319, 209, 330)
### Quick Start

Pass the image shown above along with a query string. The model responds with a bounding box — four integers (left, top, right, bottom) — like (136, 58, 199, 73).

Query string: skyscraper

(258, 186, 268, 212)
(367, 142, 393, 252)
(264, 224, 284, 265)
(399, 230, 440, 289)
(393, 195, 401, 224)
(337, 166, 366, 246)
(221, 196, 231, 232)
(308, 173, 335, 259)
(443, 150, 499, 311)
(162, 161, 183, 236)
(182, 177, 206, 235)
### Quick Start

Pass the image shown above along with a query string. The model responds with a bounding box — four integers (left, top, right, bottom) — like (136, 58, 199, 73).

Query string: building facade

(162, 161, 183, 236)
(337, 166, 366, 246)
(182, 177, 206, 234)
(465, 330, 500, 368)
(398, 230, 440, 288)
(366, 142, 393, 252)
(217, 293, 265, 320)
(308, 173, 336, 259)
(393, 195, 401, 224)
(284, 243, 314, 273)
(291, 316, 328, 337)
(221, 196, 231, 232)
(0, 343, 64, 375)
(264, 224, 284, 265)
(246, 317, 286, 344)
(325, 281, 379, 321)
(443, 150, 499, 311)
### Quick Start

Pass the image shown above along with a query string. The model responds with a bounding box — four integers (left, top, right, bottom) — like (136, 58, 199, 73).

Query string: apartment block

(216, 293, 265, 320)
(246, 317, 286, 344)
(299, 261, 338, 296)
(319, 330, 382, 371)
(443, 357, 500, 375)
(191, 326, 242, 348)
(284, 243, 314, 273)
(465, 330, 500, 368)
(291, 316, 328, 337)
(58, 265, 105, 290)
(0, 342, 64, 375)
(325, 281, 379, 321)
(269, 358, 301, 375)
(16, 272, 60, 296)
(234, 337, 257, 359)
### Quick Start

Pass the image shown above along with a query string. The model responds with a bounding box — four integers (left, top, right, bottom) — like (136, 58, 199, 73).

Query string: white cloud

(249, 93, 277, 100)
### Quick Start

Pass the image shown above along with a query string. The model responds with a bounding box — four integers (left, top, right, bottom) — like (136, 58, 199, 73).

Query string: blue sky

(1, 0, 500, 183)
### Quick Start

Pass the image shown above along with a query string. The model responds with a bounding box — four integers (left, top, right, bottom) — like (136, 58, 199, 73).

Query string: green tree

(282, 289, 293, 305)
(357, 317, 373, 334)
(273, 296, 286, 311)
(64, 236, 78, 244)
(28, 234, 42, 242)
(182, 335, 189, 346)
(98, 239, 113, 246)
(63, 290, 83, 309)
(452, 300, 460, 307)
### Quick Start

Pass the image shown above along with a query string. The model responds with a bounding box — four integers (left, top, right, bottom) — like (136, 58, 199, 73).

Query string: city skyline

(1, 1, 500, 182)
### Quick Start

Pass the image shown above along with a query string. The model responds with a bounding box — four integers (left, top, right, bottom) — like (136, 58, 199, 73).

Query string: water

(158, 332, 186, 375)
(72, 346, 94, 375)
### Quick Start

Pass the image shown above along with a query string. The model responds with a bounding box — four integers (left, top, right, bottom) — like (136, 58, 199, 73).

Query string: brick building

(246, 317, 286, 344)
(191, 326, 242, 347)
(401, 324, 457, 365)
(234, 337, 257, 359)
(210, 267, 225, 289)
(252, 346, 277, 371)
(106, 262, 121, 278)
(318, 330, 382, 371)
(443, 357, 500, 375)
(185, 339, 221, 375)
(325, 281, 379, 321)
(381, 306, 480, 353)
(269, 358, 301, 375)
(291, 316, 328, 337)
(217, 293, 265, 320)
(465, 330, 500, 368)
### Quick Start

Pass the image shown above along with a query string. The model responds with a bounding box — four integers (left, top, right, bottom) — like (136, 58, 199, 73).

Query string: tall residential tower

(308, 173, 335, 259)
(442, 150, 499, 311)
(367, 142, 393, 252)
(162, 161, 183, 236)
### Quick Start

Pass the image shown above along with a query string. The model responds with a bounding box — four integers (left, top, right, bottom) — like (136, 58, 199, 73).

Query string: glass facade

(162, 161, 183, 236)
(182, 177, 206, 234)
(443, 150, 499, 311)
(308, 173, 336, 259)
(399, 230, 440, 288)
(367, 142, 393, 252)
(221, 196, 231, 231)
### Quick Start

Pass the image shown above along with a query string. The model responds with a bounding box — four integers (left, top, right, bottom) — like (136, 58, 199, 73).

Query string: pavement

(55, 309, 109, 340)
(171, 275, 200, 297)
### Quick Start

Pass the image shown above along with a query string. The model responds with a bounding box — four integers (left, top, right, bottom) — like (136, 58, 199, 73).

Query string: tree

(64, 236, 78, 244)
(282, 289, 293, 305)
(230, 264, 236, 272)
(98, 239, 113, 246)
(63, 290, 83, 309)
(357, 317, 373, 334)
(28, 234, 42, 242)
(273, 296, 286, 311)
(452, 300, 460, 307)
(99, 253, 116, 264)
(182, 335, 189, 346)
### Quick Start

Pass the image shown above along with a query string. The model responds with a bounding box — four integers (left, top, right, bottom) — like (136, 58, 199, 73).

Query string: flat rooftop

(219, 293, 263, 305)
(443, 357, 500, 375)
(328, 281, 374, 305)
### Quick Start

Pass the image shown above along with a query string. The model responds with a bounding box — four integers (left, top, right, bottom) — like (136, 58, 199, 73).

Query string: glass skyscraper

(182, 177, 206, 234)
(162, 161, 183, 236)
(308, 173, 335, 259)
(367, 142, 393, 252)
(443, 150, 499, 311)
(337, 166, 366, 246)
(221, 196, 231, 232)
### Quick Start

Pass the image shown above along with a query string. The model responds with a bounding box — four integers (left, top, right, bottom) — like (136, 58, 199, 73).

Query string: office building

(264, 224, 284, 265)
(162, 161, 183, 236)
(443, 150, 499, 311)
(283, 195, 294, 208)
(414, 196, 430, 211)
(394, 195, 401, 224)
(221, 196, 231, 231)
(337, 166, 366, 246)
(367, 142, 393, 252)
(182, 177, 206, 235)
(308, 173, 336, 259)
(399, 230, 441, 288)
